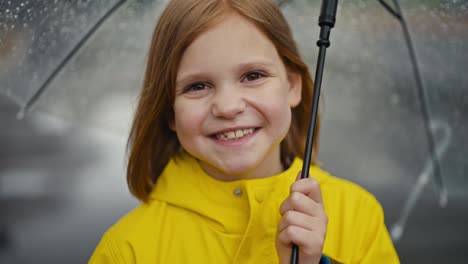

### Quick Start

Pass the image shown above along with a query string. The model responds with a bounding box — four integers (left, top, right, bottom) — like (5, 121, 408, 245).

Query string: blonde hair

(127, 0, 320, 202)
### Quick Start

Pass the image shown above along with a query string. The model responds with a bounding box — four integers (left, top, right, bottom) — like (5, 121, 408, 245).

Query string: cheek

(173, 100, 205, 136)
(259, 94, 292, 128)
(273, 91, 294, 130)
(252, 82, 293, 127)
(275, 104, 293, 130)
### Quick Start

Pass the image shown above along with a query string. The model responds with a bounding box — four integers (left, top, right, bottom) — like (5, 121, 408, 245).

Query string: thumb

(296, 170, 307, 181)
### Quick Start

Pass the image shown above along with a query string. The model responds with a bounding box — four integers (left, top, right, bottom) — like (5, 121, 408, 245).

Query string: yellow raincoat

(89, 154, 399, 263)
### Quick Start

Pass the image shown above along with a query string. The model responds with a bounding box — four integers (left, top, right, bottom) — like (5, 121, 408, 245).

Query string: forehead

(177, 12, 283, 76)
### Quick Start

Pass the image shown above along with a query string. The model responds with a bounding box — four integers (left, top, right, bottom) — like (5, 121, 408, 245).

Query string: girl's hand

(276, 172, 328, 264)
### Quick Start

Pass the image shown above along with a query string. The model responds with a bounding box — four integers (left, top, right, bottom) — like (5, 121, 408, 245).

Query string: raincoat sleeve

(359, 200, 400, 263)
(323, 176, 399, 263)
(88, 228, 135, 264)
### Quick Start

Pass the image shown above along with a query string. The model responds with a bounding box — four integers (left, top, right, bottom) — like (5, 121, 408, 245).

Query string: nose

(211, 86, 246, 119)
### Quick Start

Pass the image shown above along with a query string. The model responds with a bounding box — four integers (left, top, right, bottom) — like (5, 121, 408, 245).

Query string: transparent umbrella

(279, 0, 467, 243)
(0, 0, 166, 135)
(0, 0, 467, 261)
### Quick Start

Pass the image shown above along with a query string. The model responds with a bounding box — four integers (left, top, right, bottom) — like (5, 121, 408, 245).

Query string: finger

(295, 170, 303, 181)
(277, 226, 325, 254)
(277, 210, 323, 233)
(279, 191, 322, 216)
(291, 176, 323, 205)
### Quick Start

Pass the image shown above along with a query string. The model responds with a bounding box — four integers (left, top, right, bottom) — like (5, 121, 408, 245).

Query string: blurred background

(0, 0, 467, 263)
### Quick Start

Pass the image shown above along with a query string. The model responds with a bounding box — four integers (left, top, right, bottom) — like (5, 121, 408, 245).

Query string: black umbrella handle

(291, 1, 338, 263)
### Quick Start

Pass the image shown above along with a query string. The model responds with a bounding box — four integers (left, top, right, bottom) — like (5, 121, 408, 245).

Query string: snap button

(255, 191, 264, 203)
(233, 188, 243, 197)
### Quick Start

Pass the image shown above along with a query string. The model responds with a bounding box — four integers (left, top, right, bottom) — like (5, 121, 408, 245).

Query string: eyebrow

(237, 60, 276, 71)
(176, 73, 209, 87)
(237, 61, 279, 78)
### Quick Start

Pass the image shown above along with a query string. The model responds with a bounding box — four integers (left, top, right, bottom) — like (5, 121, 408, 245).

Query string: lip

(209, 127, 259, 147)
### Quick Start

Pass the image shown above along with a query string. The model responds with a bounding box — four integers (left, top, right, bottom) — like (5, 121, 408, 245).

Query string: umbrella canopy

(1, 0, 467, 262)
(281, 0, 467, 239)
(1, 0, 167, 134)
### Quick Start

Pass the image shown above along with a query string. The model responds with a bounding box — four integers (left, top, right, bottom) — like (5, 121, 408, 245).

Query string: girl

(90, 0, 399, 263)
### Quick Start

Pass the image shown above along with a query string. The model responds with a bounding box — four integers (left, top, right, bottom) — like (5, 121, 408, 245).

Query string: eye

(185, 82, 209, 92)
(243, 71, 265, 82)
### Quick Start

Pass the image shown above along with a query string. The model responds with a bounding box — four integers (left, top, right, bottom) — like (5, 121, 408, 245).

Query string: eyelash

(243, 71, 266, 82)
(185, 82, 209, 93)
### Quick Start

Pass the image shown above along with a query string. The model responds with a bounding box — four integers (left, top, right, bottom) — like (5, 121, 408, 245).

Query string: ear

(287, 70, 302, 107)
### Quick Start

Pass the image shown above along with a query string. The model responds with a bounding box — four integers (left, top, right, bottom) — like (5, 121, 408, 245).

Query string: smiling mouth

(214, 128, 256, 141)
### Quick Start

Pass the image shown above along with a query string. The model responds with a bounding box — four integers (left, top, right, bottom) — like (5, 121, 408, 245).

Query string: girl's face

(171, 12, 302, 181)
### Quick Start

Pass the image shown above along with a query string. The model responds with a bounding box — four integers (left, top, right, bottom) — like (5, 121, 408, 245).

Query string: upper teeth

(216, 128, 254, 140)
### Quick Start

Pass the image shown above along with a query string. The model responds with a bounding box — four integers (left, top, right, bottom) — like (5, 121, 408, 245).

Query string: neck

(198, 151, 284, 181)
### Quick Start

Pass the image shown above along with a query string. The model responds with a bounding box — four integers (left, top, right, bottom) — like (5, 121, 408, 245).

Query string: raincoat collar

(150, 153, 327, 234)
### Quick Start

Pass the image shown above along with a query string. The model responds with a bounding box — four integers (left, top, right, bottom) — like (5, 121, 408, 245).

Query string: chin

(204, 159, 261, 180)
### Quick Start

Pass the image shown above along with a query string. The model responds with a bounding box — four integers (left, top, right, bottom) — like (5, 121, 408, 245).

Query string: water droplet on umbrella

(390, 94, 400, 105)
(16, 109, 25, 120)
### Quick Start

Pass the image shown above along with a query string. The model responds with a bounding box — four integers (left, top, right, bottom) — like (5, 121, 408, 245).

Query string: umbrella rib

(388, 0, 447, 205)
(377, 0, 402, 20)
(18, 0, 129, 117)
